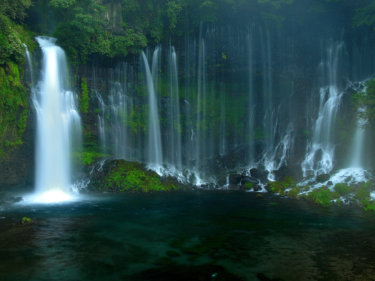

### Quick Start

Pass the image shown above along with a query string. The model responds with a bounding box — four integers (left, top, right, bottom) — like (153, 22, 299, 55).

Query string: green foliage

(49, 0, 76, 8)
(353, 1, 375, 30)
(361, 198, 375, 212)
(307, 187, 339, 207)
(334, 183, 351, 196)
(104, 160, 178, 192)
(75, 150, 106, 166)
(352, 78, 375, 124)
(0, 62, 28, 159)
(0, 0, 32, 21)
(79, 77, 89, 114)
(355, 182, 371, 201)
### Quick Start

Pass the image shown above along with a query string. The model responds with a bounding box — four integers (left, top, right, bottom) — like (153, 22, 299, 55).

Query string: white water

(301, 42, 344, 178)
(142, 50, 163, 171)
(31, 37, 81, 203)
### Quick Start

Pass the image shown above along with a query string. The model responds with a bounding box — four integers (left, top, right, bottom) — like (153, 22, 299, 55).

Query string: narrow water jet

(31, 37, 81, 203)
(142, 51, 163, 171)
(350, 107, 367, 168)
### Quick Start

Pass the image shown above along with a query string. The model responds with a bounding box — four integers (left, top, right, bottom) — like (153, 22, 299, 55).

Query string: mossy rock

(20, 217, 31, 224)
(88, 159, 179, 192)
(306, 187, 339, 207)
(333, 183, 351, 196)
(287, 186, 301, 198)
(268, 176, 295, 195)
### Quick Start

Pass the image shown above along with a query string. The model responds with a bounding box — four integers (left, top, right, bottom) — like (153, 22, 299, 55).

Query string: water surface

(1, 191, 375, 281)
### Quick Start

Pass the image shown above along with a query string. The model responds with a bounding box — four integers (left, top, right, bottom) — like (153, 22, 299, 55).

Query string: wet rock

(316, 173, 330, 183)
(229, 174, 242, 185)
(241, 176, 258, 185)
(250, 168, 268, 182)
(240, 176, 261, 191)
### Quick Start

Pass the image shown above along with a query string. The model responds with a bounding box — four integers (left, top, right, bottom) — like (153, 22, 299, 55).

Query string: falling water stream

(28, 37, 81, 203)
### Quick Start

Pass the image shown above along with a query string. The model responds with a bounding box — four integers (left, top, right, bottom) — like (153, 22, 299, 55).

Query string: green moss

(243, 182, 253, 190)
(104, 160, 178, 192)
(79, 77, 89, 114)
(76, 150, 107, 166)
(0, 61, 28, 160)
(306, 187, 339, 207)
(269, 176, 295, 195)
(361, 199, 375, 212)
(287, 186, 301, 198)
(21, 217, 31, 224)
(334, 183, 351, 196)
(355, 182, 371, 201)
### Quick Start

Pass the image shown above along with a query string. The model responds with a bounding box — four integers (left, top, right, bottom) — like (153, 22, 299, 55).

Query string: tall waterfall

(32, 37, 81, 202)
(142, 50, 163, 171)
(301, 42, 344, 178)
(165, 46, 182, 169)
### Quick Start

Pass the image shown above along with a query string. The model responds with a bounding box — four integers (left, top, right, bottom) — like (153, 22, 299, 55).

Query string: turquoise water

(1, 191, 375, 281)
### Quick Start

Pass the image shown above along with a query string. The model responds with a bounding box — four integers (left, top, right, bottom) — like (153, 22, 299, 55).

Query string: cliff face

(0, 110, 34, 187)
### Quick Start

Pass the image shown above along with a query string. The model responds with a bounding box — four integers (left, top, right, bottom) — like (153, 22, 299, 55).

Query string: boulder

(249, 168, 268, 182)
(316, 173, 330, 183)
(228, 174, 242, 185)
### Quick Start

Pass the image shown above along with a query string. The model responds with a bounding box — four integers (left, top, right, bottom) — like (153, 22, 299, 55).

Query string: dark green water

(1, 191, 375, 281)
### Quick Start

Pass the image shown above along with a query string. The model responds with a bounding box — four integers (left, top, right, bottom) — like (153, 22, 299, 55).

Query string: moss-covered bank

(88, 159, 181, 193)
(267, 177, 375, 212)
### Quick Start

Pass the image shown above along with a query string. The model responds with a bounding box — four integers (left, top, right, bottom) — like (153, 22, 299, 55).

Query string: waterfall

(85, 26, 375, 187)
(195, 34, 206, 179)
(142, 50, 163, 171)
(301, 42, 344, 178)
(166, 46, 182, 169)
(247, 30, 255, 165)
(24, 44, 33, 84)
(350, 107, 367, 168)
(31, 36, 81, 203)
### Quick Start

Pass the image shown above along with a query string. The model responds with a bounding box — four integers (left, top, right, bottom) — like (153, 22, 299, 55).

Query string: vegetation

(0, 0, 35, 161)
(20, 216, 31, 224)
(96, 160, 178, 192)
(0, 62, 28, 159)
(306, 187, 339, 207)
(79, 77, 89, 114)
(334, 183, 351, 196)
(353, 79, 375, 124)
(268, 176, 295, 195)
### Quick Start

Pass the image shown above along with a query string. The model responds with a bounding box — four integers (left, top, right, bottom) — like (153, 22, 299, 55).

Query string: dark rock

(327, 181, 333, 186)
(228, 184, 241, 191)
(229, 174, 242, 185)
(250, 168, 268, 182)
(316, 173, 330, 183)
(273, 164, 303, 182)
(241, 176, 258, 185)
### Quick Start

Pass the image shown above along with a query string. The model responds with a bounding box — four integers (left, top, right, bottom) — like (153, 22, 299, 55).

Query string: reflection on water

(1, 192, 375, 281)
